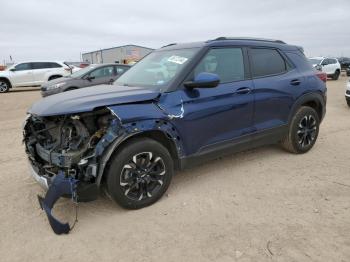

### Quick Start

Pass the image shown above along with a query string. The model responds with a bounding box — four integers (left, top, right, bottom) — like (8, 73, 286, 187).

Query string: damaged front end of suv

(23, 85, 184, 234)
(24, 108, 122, 233)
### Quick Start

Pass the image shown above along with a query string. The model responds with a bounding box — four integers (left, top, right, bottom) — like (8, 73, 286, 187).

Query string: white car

(69, 65, 82, 73)
(309, 57, 341, 80)
(345, 79, 350, 107)
(0, 61, 72, 93)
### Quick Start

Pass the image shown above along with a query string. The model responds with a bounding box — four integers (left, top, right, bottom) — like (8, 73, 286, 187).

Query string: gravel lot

(0, 75, 349, 262)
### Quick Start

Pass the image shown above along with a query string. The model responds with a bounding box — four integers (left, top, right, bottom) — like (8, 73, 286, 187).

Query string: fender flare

(47, 75, 63, 81)
(95, 118, 184, 187)
(288, 92, 326, 124)
(0, 77, 12, 88)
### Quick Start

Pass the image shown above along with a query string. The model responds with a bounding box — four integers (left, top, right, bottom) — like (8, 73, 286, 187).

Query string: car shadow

(10, 87, 40, 92)
(79, 144, 285, 212)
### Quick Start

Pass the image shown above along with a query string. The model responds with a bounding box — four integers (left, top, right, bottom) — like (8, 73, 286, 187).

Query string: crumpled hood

(28, 85, 160, 117)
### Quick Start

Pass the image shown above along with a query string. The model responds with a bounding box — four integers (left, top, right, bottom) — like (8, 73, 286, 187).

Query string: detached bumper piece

(38, 171, 78, 235)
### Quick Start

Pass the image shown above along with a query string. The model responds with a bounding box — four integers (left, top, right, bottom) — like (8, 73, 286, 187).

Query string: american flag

(126, 49, 140, 59)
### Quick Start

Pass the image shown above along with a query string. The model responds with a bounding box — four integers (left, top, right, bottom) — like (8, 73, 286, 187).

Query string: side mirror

(86, 75, 95, 81)
(321, 61, 328, 66)
(9, 68, 16, 72)
(315, 65, 322, 71)
(184, 72, 220, 89)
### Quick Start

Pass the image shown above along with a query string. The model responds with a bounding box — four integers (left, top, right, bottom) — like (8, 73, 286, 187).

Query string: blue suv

(24, 37, 326, 232)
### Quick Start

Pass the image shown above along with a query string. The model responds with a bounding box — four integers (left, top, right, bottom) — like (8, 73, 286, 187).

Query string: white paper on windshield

(167, 56, 188, 64)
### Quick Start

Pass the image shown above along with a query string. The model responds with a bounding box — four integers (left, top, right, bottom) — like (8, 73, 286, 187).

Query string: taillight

(64, 67, 71, 72)
(316, 71, 327, 82)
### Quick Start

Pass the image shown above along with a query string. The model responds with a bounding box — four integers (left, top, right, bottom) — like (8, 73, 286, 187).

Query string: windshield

(69, 65, 98, 78)
(115, 48, 199, 90)
(309, 58, 322, 65)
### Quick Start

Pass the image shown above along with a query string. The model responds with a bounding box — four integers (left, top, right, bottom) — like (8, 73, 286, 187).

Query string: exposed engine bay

(24, 108, 115, 185)
(23, 108, 118, 234)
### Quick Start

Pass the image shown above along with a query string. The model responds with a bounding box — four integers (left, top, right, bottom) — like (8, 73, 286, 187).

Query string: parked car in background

(338, 57, 350, 70)
(309, 57, 341, 80)
(24, 38, 327, 234)
(345, 79, 350, 107)
(0, 61, 72, 93)
(79, 63, 90, 68)
(68, 64, 82, 73)
(346, 66, 350, 76)
(41, 63, 130, 97)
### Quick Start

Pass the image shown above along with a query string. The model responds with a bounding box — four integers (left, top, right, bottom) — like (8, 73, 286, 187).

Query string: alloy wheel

(0, 82, 8, 92)
(297, 115, 317, 148)
(119, 152, 166, 201)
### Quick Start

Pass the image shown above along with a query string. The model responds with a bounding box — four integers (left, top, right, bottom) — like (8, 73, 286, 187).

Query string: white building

(82, 44, 153, 64)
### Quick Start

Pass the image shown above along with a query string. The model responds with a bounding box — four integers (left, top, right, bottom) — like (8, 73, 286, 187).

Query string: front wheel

(106, 138, 174, 209)
(281, 106, 320, 154)
(0, 80, 10, 93)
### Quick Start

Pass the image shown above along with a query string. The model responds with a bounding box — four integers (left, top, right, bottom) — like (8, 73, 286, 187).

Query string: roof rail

(161, 43, 177, 48)
(210, 37, 286, 44)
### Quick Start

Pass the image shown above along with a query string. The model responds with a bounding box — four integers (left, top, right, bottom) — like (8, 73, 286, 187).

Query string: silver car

(41, 63, 130, 97)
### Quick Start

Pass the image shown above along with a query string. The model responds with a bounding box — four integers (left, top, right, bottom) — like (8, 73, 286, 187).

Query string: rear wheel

(281, 106, 320, 154)
(0, 79, 10, 93)
(332, 70, 340, 80)
(106, 138, 173, 209)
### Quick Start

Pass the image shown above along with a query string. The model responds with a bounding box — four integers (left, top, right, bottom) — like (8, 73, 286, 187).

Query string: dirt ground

(0, 75, 349, 262)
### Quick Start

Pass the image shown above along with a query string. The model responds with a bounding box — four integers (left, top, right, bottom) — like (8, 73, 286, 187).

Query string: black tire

(347, 99, 350, 107)
(106, 138, 173, 209)
(0, 79, 10, 93)
(48, 75, 62, 81)
(281, 106, 320, 154)
(332, 70, 340, 80)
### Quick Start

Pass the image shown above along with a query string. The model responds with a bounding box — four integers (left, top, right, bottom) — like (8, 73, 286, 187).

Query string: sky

(1, 0, 349, 64)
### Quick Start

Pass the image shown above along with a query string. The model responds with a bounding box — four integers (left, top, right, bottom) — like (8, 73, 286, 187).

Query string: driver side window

(15, 63, 32, 71)
(322, 59, 329, 65)
(193, 48, 245, 83)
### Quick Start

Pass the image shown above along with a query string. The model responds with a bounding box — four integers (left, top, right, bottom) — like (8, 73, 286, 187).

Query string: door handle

(235, 87, 251, 94)
(290, 79, 301, 86)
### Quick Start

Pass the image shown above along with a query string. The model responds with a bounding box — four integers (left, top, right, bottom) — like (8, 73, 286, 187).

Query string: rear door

(10, 63, 35, 87)
(32, 62, 64, 85)
(248, 47, 301, 133)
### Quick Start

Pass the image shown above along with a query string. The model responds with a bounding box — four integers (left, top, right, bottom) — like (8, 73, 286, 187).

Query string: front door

(321, 58, 336, 75)
(83, 65, 116, 87)
(159, 47, 255, 156)
(10, 63, 35, 87)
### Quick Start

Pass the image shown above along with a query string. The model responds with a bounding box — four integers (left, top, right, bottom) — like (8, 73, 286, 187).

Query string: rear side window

(193, 48, 245, 83)
(32, 62, 62, 69)
(250, 48, 287, 78)
(48, 62, 62, 68)
(329, 59, 337, 64)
